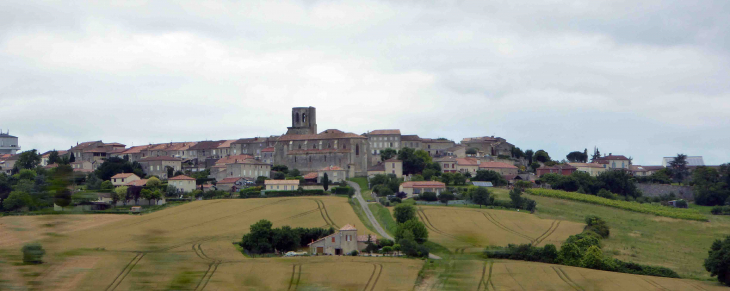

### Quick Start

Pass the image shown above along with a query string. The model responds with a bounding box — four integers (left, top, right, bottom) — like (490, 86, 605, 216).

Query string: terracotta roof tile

(339, 224, 357, 231)
(264, 179, 300, 185)
(369, 129, 401, 135)
(357, 235, 377, 243)
(125, 179, 148, 186)
(215, 155, 254, 165)
(568, 163, 605, 168)
(277, 130, 365, 141)
(261, 147, 275, 153)
(401, 135, 421, 141)
(367, 163, 385, 172)
(111, 173, 138, 179)
(302, 172, 318, 179)
(169, 175, 196, 181)
(456, 158, 479, 166)
(188, 141, 226, 150)
(401, 181, 446, 188)
(594, 155, 630, 161)
(218, 177, 244, 184)
(139, 156, 182, 162)
(217, 140, 237, 148)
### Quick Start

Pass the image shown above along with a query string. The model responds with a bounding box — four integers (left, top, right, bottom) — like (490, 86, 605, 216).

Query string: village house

(40, 150, 68, 166)
(111, 173, 141, 187)
(569, 163, 608, 176)
(366, 163, 386, 177)
(536, 164, 578, 177)
(225, 159, 272, 180)
(138, 156, 182, 179)
(461, 136, 514, 157)
(434, 156, 457, 173)
(443, 145, 467, 158)
(630, 165, 666, 177)
(318, 166, 347, 183)
(592, 154, 631, 170)
(216, 140, 237, 157)
(216, 177, 246, 192)
(367, 129, 401, 164)
(399, 181, 446, 198)
(401, 135, 422, 149)
(120, 145, 152, 163)
(456, 158, 480, 175)
(383, 158, 403, 178)
(421, 138, 456, 157)
(308, 224, 376, 255)
(478, 161, 518, 176)
(0, 132, 20, 155)
(261, 147, 275, 164)
(0, 154, 18, 175)
(265, 179, 300, 191)
(231, 137, 277, 158)
(125, 179, 148, 187)
(70, 161, 93, 172)
(169, 175, 196, 193)
(188, 140, 227, 161)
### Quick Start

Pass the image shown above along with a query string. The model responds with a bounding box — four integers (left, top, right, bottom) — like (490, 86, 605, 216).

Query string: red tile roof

(320, 166, 344, 171)
(188, 140, 226, 150)
(232, 137, 272, 144)
(111, 173, 138, 179)
(340, 224, 357, 231)
(217, 140, 237, 149)
(125, 179, 148, 186)
(383, 158, 402, 163)
(261, 147, 275, 153)
(357, 235, 378, 243)
(218, 177, 244, 184)
(169, 175, 196, 181)
(302, 172, 318, 179)
(139, 156, 182, 162)
(401, 181, 446, 188)
(367, 163, 385, 172)
(215, 155, 254, 165)
(479, 162, 517, 169)
(568, 163, 605, 168)
(456, 158, 479, 166)
(369, 129, 401, 135)
(264, 179, 300, 185)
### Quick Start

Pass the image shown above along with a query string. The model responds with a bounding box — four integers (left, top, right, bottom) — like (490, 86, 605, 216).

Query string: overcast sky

(2, 1, 729, 165)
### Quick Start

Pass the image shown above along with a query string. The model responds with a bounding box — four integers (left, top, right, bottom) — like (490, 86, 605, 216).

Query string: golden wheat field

(415, 206, 585, 252)
(0, 197, 422, 291)
(435, 259, 727, 291)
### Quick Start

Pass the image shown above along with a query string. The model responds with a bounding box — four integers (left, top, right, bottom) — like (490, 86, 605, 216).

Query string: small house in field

(169, 175, 196, 193)
(111, 173, 141, 187)
(399, 181, 446, 198)
(308, 224, 376, 255)
(265, 179, 299, 191)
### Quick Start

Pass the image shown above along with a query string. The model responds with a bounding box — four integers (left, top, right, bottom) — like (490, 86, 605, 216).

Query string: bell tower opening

(286, 107, 317, 135)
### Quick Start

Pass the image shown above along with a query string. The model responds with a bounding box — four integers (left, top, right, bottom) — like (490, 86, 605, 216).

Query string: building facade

(138, 156, 182, 179)
(0, 132, 20, 155)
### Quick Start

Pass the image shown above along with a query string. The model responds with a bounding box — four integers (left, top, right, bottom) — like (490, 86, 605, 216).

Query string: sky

(1, 0, 729, 165)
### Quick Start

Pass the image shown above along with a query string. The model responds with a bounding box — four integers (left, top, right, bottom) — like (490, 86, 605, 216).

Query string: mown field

(412, 206, 585, 253)
(433, 259, 727, 291)
(0, 197, 426, 291)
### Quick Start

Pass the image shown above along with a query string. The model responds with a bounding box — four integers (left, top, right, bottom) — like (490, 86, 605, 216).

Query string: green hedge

(264, 190, 326, 197)
(331, 186, 355, 195)
(527, 189, 707, 221)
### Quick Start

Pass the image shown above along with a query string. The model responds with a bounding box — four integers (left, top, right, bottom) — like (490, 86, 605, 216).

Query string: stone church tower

(286, 107, 317, 135)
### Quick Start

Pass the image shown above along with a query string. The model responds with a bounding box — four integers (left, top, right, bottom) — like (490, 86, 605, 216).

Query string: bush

(100, 180, 113, 190)
(22, 243, 45, 264)
(331, 186, 355, 197)
(584, 216, 610, 239)
(527, 189, 708, 221)
(711, 206, 730, 215)
(349, 250, 359, 256)
(705, 235, 730, 285)
(394, 204, 416, 224)
(395, 219, 429, 244)
(419, 192, 438, 202)
(597, 189, 614, 199)
(484, 243, 558, 264)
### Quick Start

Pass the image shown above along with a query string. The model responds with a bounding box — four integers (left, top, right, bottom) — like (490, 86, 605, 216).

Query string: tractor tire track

(287, 264, 300, 291)
(276, 208, 320, 222)
(503, 265, 526, 291)
(642, 277, 669, 291)
(178, 199, 292, 231)
(555, 267, 585, 291)
(531, 220, 556, 244)
(105, 253, 144, 291)
(195, 260, 220, 291)
(482, 213, 534, 243)
(370, 264, 383, 291)
(313, 199, 338, 228)
(362, 263, 383, 291)
(417, 209, 469, 244)
(533, 221, 561, 246)
(477, 261, 488, 291)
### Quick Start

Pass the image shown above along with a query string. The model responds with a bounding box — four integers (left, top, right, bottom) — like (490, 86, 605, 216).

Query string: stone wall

(636, 183, 694, 200)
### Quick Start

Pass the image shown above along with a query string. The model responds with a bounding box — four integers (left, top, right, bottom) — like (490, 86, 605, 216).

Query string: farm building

(217, 177, 246, 192)
(308, 224, 376, 255)
(399, 181, 446, 198)
(111, 173, 141, 187)
(265, 179, 300, 191)
(536, 164, 577, 177)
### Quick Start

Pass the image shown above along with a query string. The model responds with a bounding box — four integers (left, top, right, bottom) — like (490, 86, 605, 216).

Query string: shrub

(705, 235, 730, 285)
(419, 192, 438, 202)
(527, 189, 708, 221)
(22, 243, 45, 264)
(597, 189, 614, 199)
(100, 180, 113, 190)
(395, 219, 429, 244)
(711, 206, 730, 215)
(584, 216, 610, 239)
(393, 204, 416, 224)
(349, 250, 359, 256)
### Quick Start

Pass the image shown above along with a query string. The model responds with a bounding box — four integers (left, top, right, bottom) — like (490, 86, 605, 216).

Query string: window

(331, 237, 335, 243)
(356, 144, 359, 155)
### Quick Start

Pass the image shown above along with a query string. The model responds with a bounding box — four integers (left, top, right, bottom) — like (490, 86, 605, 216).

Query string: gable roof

(456, 158, 479, 166)
(111, 173, 138, 179)
(261, 147, 275, 153)
(401, 135, 421, 141)
(188, 140, 226, 150)
(340, 224, 357, 231)
(367, 163, 385, 172)
(568, 163, 605, 168)
(264, 179, 300, 185)
(594, 155, 630, 161)
(232, 137, 272, 144)
(139, 156, 182, 162)
(169, 175, 196, 181)
(217, 140, 237, 149)
(302, 172, 318, 179)
(125, 179, 148, 187)
(215, 155, 254, 165)
(369, 129, 401, 135)
(383, 158, 402, 163)
(218, 177, 244, 184)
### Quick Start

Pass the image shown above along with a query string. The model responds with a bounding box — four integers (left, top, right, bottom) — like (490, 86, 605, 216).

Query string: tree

(581, 245, 604, 269)
(530, 162, 540, 173)
(272, 226, 299, 252)
(101, 180, 113, 190)
(141, 189, 154, 205)
(241, 219, 274, 254)
(394, 204, 417, 224)
(110, 189, 124, 207)
(566, 151, 588, 163)
(705, 235, 730, 285)
(16, 150, 41, 170)
(272, 172, 286, 179)
(48, 150, 61, 165)
(85, 173, 101, 190)
(94, 157, 145, 181)
(557, 242, 582, 266)
(288, 168, 301, 177)
(22, 243, 46, 264)
(597, 170, 641, 198)
(422, 169, 438, 181)
(54, 188, 72, 209)
(69, 152, 76, 163)
(509, 189, 524, 208)
(511, 147, 525, 159)
(166, 166, 174, 179)
(2, 191, 32, 211)
(693, 166, 729, 206)
(147, 176, 161, 188)
(323, 173, 329, 191)
(534, 150, 551, 163)
(420, 192, 437, 201)
(440, 173, 453, 185)
(439, 191, 455, 205)
(395, 219, 428, 244)
(473, 170, 508, 186)
(115, 186, 129, 205)
(591, 147, 601, 162)
(255, 176, 268, 186)
(398, 147, 431, 175)
(471, 187, 491, 208)
(525, 150, 534, 164)
(381, 148, 398, 161)
(272, 165, 288, 173)
(668, 154, 689, 185)
(466, 148, 478, 155)
(381, 246, 393, 256)
(452, 172, 466, 185)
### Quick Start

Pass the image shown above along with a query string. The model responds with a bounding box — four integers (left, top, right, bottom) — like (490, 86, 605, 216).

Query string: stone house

(478, 162, 518, 176)
(138, 156, 182, 179)
(265, 179, 299, 191)
(120, 145, 152, 163)
(318, 166, 347, 183)
(169, 175, 196, 193)
(434, 156, 457, 173)
(231, 137, 277, 159)
(111, 173, 141, 187)
(456, 158, 480, 175)
(187, 140, 227, 161)
(461, 136, 514, 157)
(536, 164, 578, 177)
(261, 147, 275, 164)
(68, 141, 104, 162)
(401, 135, 422, 149)
(367, 163, 386, 177)
(592, 154, 631, 170)
(383, 158, 403, 178)
(225, 159, 272, 180)
(216, 177, 246, 192)
(40, 150, 67, 166)
(443, 145, 467, 158)
(308, 224, 375, 255)
(421, 138, 456, 157)
(367, 129, 401, 164)
(70, 161, 93, 171)
(216, 140, 237, 157)
(399, 181, 446, 198)
(125, 179, 148, 187)
(0, 154, 18, 175)
(569, 163, 607, 176)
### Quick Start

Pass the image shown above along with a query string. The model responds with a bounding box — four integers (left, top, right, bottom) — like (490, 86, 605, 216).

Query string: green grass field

(349, 177, 374, 201)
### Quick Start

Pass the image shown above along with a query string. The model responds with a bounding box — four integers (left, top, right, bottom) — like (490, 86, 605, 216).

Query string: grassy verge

(348, 198, 377, 235)
(527, 188, 708, 221)
(368, 203, 398, 235)
(348, 177, 374, 201)
(525, 193, 730, 280)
